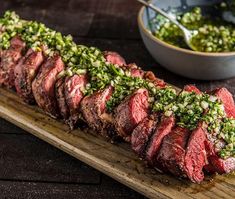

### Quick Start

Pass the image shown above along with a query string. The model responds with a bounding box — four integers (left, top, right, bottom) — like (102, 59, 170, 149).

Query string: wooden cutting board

(0, 87, 234, 199)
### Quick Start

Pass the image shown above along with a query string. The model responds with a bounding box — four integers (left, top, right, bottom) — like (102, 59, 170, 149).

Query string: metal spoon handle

(137, 0, 187, 31)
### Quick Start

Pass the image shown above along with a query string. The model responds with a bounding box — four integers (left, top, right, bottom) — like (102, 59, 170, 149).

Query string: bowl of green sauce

(138, 0, 235, 80)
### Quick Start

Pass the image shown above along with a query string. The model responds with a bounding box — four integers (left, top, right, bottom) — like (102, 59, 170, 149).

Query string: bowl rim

(138, 6, 235, 57)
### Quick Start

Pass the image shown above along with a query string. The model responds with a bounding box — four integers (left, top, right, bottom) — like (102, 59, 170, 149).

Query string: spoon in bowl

(137, 0, 198, 51)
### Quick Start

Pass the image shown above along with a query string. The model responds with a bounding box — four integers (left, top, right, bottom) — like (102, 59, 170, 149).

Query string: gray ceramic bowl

(138, 0, 235, 80)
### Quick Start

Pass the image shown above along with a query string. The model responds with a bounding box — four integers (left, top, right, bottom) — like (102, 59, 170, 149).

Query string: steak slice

(131, 115, 158, 158)
(184, 125, 207, 183)
(145, 115, 175, 166)
(125, 63, 145, 78)
(104, 51, 126, 66)
(157, 126, 190, 177)
(14, 48, 44, 104)
(184, 84, 201, 94)
(114, 88, 149, 142)
(182, 85, 207, 182)
(204, 128, 235, 174)
(32, 54, 64, 118)
(0, 36, 26, 88)
(144, 71, 166, 88)
(202, 88, 235, 174)
(204, 154, 235, 174)
(64, 74, 88, 129)
(55, 77, 70, 120)
(183, 85, 235, 176)
(213, 87, 235, 118)
(80, 86, 114, 137)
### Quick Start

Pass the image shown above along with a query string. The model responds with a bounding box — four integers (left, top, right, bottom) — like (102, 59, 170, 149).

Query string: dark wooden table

(0, 0, 235, 198)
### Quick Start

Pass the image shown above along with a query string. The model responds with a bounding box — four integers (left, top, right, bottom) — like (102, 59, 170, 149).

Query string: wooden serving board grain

(0, 87, 234, 199)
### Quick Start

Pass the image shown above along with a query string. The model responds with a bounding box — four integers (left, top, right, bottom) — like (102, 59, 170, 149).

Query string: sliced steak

(80, 86, 114, 137)
(144, 71, 166, 88)
(14, 48, 44, 104)
(213, 87, 235, 118)
(184, 85, 201, 94)
(55, 77, 70, 120)
(182, 85, 207, 182)
(201, 88, 235, 174)
(204, 128, 235, 174)
(183, 85, 235, 176)
(0, 36, 26, 88)
(154, 85, 204, 180)
(104, 51, 126, 66)
(32, 54, 64, 118)
(145, 115, 175, 166)
(204, 153, 235, 174)
(114, 88, 149, 142)
(104, 51, 144, 81)
(64, 74, 88, 129)
(125, 63, 144, 78)
(131, 114, 158, 158)
(185, 125, 207, 183)
(156, 126, 190, 176)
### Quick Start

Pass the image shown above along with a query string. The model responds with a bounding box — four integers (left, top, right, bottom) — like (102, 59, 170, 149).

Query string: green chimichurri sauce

(154, 5, 235, 52)
(0, 11, 234, 158)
